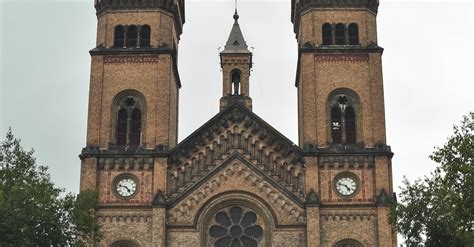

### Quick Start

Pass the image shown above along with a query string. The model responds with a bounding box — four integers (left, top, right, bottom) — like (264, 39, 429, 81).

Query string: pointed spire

(221, 8, 251, 54)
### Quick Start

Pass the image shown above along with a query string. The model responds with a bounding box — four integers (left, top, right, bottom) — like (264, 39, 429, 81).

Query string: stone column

(305, 189, 321, 247)
(152, 191, 167, 247)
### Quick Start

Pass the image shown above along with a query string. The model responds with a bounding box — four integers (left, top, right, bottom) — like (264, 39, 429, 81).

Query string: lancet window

(114, 93, 145, 146)
(329, 90, 359, 145)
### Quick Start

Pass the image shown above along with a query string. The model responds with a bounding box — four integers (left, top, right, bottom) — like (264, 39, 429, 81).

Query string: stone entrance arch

(196, 191, 276, 247)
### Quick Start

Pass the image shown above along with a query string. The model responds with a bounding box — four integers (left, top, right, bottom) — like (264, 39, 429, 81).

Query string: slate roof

(221, 10, 252, 54)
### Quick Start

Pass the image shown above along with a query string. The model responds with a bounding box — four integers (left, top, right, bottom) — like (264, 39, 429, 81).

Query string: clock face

(115, 177, 137, 198)
(335, 176, 358, 196)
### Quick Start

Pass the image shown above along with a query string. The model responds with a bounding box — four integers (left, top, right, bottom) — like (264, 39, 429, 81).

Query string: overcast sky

(1, 0, 472, 197)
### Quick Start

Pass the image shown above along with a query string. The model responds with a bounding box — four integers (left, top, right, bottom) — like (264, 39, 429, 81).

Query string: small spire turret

(219, 8, 253, 111)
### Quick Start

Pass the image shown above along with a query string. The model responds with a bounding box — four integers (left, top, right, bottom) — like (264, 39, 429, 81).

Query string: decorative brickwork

(315, 54, 369, 63)
(80, 0, 396, 246)
(104, 55, 161, 64)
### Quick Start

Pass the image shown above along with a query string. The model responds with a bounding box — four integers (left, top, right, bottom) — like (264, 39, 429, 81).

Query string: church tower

(219, 10, 253, 111)
(78, 0, 397, 246)
(292, 0, 397, 246)
(80, 0, 184, 246)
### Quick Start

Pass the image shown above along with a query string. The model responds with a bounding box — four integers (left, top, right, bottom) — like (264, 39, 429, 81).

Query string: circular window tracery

(209, 206, 263, 247)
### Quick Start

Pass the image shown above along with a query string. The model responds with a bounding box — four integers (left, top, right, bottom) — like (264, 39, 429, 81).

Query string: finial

(233, 0, 239, 21)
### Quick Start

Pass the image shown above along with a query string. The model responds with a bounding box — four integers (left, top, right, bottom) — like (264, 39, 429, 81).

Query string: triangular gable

(167, 103, 305, 203)
(167, 152, 306, 226)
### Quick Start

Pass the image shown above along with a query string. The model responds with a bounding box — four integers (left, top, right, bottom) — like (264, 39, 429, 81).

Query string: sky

(1, 0, 473, 200)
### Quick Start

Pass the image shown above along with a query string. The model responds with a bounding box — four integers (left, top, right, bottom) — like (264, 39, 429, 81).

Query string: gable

(167, 104, 305, 203)
(167, 153, 306, 227)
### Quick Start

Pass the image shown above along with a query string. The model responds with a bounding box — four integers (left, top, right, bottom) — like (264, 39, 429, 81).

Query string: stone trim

(97, 215, 152, 223)
(94, 0, 185, 36)
(318, 155, 375, 168)
(291, 0, 379, 37)
(320, 212, 376, 221)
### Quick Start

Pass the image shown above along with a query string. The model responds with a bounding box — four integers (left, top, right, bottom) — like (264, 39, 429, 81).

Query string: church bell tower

(292, 0, 397, 246)
(79, 0, 184, 246)
(219, 10, 253, 111)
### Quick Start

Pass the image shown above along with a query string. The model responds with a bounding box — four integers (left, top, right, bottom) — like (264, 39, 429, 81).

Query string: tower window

(331, 107, 342, 144)
(329, 91, 359, 145)
(129, 108, 142, 146)
(335, 23, 346, 45)
(231, 70, 241, 95)
(114, 25, 125, 48)
(140, 25, 151, 47)
(116, 108, 128, 145)
(127, 25, 138, 48)
(345, 106, 356, 144)
(114, 93, 145, 147)
(348, 23, 359, 45)
(321, 23, 359, 46)
(113, 24, 151, 48)
(322, 23, 333, 45)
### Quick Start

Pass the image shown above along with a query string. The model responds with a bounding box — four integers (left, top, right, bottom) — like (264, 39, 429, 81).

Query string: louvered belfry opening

(114, 94, 145, 147)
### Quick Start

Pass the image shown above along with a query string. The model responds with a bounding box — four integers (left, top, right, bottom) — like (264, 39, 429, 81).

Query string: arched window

(114, 25, 125, 48)
(127, 25, 138, 48)
(331, 107, 342, 144)
(335, 23, 346, 45)
(231, 70, 241, 95)
(114, 93, 145, 146)
(129, 108, 142, 146)
(140, 25, 151, 47)
(335, 239, 363, 247)
(329, 90, 359, 145)
(116, 108, 128, 145)
(348, 23, 359, 45)
(110, 240, 139, 247)
(345, 107, 356, 144)
(322, 23, 333, 45)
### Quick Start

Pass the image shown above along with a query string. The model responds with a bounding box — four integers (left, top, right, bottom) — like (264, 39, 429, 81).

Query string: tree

(0, 129, 101, 246)
(391, 112, 474, 247)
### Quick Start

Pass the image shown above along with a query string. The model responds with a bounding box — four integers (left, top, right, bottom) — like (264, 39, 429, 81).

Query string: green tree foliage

(391, 113, 474, 247)
(0, 129, 101, 246)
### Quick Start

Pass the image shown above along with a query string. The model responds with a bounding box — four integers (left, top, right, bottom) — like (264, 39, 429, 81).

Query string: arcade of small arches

(113, 24, 151, 48)
(322, 23, 359, 46)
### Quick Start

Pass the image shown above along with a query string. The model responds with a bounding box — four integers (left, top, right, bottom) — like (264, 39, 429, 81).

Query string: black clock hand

(343, 184, 351, 191)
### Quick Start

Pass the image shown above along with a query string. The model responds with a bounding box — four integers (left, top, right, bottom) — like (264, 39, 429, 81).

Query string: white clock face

(335, 176, 358, 196)
(115, 177, 137, 197)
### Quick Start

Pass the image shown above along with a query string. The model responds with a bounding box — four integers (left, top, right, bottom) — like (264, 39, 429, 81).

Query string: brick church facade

(79, 0, 397, 246)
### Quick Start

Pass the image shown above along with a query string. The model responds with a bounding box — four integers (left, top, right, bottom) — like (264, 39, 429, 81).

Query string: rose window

(209, 206, 264, 247)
